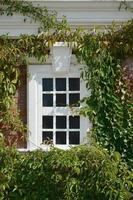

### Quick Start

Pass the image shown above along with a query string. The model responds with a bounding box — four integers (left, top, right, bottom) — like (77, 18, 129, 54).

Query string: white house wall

(0, 0, 133, 36)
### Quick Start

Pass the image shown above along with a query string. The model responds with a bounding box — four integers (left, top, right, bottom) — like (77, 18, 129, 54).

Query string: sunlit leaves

(78, 26, 133, 168)
(0, 145, 132, 200)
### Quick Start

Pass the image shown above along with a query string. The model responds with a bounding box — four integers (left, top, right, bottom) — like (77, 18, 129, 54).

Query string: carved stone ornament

(51, 42, 72, 73)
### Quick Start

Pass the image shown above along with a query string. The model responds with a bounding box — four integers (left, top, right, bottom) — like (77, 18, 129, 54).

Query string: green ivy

(78, 24, 133, 168)
(0, 0, 79, 139)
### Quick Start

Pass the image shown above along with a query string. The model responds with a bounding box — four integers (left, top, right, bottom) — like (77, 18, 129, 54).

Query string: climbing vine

(0, 0, 56, 31)
(78, 20, 133, 168)
(0, 0, 81, 145)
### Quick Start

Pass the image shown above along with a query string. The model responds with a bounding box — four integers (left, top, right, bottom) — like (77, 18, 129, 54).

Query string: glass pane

(42, 116, 53, 129)
(42, 131, 53, 142)
(56, 78, 66, 91)
(69, 131, 80, 144)
(43, 94, 53, 107)
(56, 116, 66, 129)
(42, 78, 53, 91)
(69, 94, 80, 106)
(56, 131, 66, 144)
(56, 94, 66, 107)
(69, 116, 80, 129)
(69, 78, 80, 91)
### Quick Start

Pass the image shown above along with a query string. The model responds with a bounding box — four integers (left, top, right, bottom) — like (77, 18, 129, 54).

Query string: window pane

(69, 116, 80, 129)
(56, 94, 66, 107)
(56, 131, 66, 144)
(69, 94, 80, 106)
(56, 78, 66, 91)
(42, 116, 53, 129)
(69, 131, 80, 144)
(69, 78, 80, 91)
(56, 116, 66, 129)
(43, 94, 53, 107)
(42, 78, 53, 91)
(42, 131, 53, 142)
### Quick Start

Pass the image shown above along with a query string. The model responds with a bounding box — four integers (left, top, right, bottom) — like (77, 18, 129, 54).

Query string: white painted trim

(27, 66, 38, 150)
(27, 64, 90, 150)
(17, 148, 29, 152)
(28, 1, 133, 9)
(0, 1, 133, 36)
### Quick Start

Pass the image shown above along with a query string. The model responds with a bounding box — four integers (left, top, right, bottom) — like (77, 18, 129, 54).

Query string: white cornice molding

(29, 0, 133, 9)
(0, 1, 133, 36)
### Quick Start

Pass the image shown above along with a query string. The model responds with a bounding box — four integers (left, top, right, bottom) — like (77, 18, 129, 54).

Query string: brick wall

(18, 66, 27, 125)
(123, 57, 133, 92)
(8, 66, 27, 148)
(16, 66, 27, 148)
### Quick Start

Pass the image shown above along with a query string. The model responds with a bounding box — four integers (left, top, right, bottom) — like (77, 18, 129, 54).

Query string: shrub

(0, 139, 19, 199)
(0, 144, 133, 200)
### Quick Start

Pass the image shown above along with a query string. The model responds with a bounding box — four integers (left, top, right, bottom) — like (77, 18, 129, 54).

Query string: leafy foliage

(0, 0, 81, 141)
(78, 22, 133, 168)
(0, 37, 28, 141)
(0, 143, 133, 200)
(0, 0, 57, 31)
(0, 0, 132, 173)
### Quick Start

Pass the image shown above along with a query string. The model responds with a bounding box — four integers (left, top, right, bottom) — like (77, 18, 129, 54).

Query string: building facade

(0, 0, 133, 150)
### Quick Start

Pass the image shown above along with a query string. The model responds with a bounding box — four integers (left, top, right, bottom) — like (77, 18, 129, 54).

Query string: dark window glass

(43, 94, 53, 107)
(42, 131, 53, 142)
(56, 94, 66, 107)
(42, 78, 53, 91)
(69, 94, 80, 106)
(56, 116, 66, 129)
(42, 116, 53, 129)
(69, 131, 80, 144)
(56, 131, 66, 144)
(69, 78, 80, 91)
(69, 116, 80, 129)
(56, 78, 66, 91)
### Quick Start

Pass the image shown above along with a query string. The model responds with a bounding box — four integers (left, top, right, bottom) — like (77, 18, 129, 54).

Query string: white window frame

(27, 64, 91, 150)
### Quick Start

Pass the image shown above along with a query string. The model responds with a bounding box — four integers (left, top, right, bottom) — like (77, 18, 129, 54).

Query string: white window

(28, 65, 90, 150)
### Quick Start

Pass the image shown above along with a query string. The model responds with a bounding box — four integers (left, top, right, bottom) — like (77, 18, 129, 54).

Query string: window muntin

(42, 77, 80, 146)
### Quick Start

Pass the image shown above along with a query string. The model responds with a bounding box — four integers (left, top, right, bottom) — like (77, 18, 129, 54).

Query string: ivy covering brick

(78, 21, 133, 168)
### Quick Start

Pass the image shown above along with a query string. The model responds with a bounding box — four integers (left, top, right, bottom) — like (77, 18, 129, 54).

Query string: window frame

(28, 64, 91, 150)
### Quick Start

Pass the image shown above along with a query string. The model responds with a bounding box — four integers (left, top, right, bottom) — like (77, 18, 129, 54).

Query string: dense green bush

(0, 142, 133, 200)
